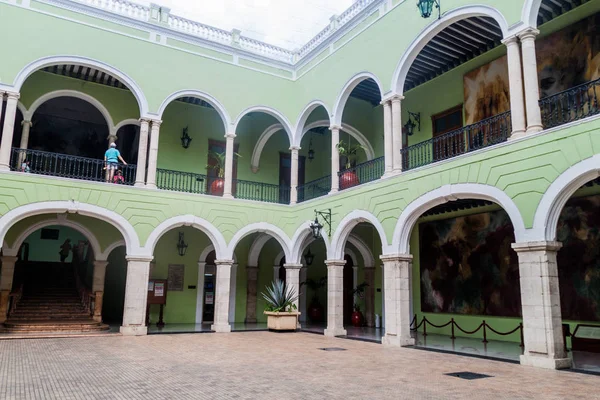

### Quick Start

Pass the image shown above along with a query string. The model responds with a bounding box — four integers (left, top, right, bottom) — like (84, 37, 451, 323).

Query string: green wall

(24, 225, 86, 263)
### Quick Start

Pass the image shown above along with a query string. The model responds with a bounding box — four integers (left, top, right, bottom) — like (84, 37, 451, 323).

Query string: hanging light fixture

(308, 133, 315, 161)
(403, 111, 421, 136)
(176, 232, 188, 256)
(417, 0, 441, 19)
(303, 247, 315, 266)
(309, 209, 332, 239)
(180, 126, 192, 149)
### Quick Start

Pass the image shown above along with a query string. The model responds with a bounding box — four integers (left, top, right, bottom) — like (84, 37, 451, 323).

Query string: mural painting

(463, 55, 510, 125)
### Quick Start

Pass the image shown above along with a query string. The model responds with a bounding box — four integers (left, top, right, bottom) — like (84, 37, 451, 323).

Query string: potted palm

(336, 140, 365, 189)
(262, 280, 300, 331)
(206, 150, 240, 195)
(301, 277, 326, 322)
(351, 282, 369, 327)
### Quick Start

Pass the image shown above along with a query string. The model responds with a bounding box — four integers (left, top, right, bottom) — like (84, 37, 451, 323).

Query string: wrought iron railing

(156, 168, 209, 195)
(233, 179, 290, 204)
(401, 111, 511, 171)
(540, 78, 600, 128)
(297, 175, 331, 203)
(338, 156, 384, 190)
(10, 148, 136, 185)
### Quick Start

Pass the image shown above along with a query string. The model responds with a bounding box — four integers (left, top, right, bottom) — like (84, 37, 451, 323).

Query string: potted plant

(336, 140, 365, 189)
(206, 150, 241, 195)
(351, 282, 369, 327)
(262, 280, 300, 331)
(301, 277, 326, 322)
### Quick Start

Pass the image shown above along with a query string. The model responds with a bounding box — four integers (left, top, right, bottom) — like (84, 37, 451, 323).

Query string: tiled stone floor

(0, 332, 599, 399)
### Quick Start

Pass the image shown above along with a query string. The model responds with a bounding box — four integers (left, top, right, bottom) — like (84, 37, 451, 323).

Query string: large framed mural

(463, 55, 510, 125)
(557, 194, 600, 322)
(419, 210, 521, 317)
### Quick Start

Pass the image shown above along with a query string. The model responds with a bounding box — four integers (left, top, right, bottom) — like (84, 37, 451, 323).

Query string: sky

(139, 0, 355, 49)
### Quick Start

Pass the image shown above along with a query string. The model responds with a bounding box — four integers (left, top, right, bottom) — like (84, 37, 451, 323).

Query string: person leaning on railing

(104, 142, 127, 183)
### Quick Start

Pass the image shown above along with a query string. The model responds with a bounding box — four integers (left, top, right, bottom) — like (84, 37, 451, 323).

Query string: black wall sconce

(303, 247, 315, 266)
(417, 0, 441, 19)
(177, 232, 188, 256)
(404, 111, 421, 136)
(310, 209, 332, 239)
(180, 126, 192, 149)
(308, 134, 315, 162)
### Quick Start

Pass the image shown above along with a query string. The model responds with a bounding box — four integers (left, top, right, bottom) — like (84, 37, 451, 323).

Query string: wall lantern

(309, 209, 332, 239)
(304, 247, 315, 266)
(177, 232, 188, 256)
(417, 0, 441, 19)
(308, 135, 315, 161)
(180, 126, 192, 149)
(404, 111, 421, 136)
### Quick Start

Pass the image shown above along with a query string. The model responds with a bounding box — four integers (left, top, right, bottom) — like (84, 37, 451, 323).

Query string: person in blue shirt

(104, 142, 127, 182)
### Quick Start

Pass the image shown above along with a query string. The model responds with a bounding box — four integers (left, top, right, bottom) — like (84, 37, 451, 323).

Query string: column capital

(501, 35, 519, 46)
(381, 93, 404, 103)
(325, 259, 346, 267)
(5, 91, 19, 100)
(139, 118, 151, 124)
(198, 261, 207, 267)
(390, 94, 404, 104)
(225, 132, 237, 139)
(329, 125, 342, 131)
(93, 260, 109, 267)
(289, 145, 301, 151)
(0, 256, 18, 264)
(21, 120, 32, 127)
(246, 264, 258, 269)
(380, 253, 412, 263)
(364, 264, 376, 269)
(126, 255, 154, 263)
(283, 263, 303, 269)
(517, 28, 540, 41)
(149, 119, 162, 127)
(511, 241, 562, 253)
(215, 259, 234, 266)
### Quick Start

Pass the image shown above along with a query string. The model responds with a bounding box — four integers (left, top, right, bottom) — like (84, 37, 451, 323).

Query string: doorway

(343, 254, 354, 326)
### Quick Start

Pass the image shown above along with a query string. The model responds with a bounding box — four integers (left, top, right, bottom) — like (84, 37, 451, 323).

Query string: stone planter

(264, 311, 301, 331)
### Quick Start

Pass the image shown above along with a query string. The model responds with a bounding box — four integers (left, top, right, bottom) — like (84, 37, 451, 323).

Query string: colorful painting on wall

(419, 210, 521, 317)
(557, 194, 600, 322)
(463, 55, 510, 125)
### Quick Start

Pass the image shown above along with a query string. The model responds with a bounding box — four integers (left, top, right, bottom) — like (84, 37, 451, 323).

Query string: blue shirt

(105, 148, 121, 163)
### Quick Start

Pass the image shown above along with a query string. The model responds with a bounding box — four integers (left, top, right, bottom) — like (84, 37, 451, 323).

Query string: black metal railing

(338, 156, 384, 190)
(401, 111, 511, 171)
(156, 168, 209, 195)
(540, 78, 600, 128)
(10, 148, 136, 185)
(297, 175, 331, 203)
(233, 179, 290, 204)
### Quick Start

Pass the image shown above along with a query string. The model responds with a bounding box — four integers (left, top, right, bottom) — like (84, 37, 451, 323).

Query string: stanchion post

(450, 318, 455, 340)
(482, 320, 488, 343)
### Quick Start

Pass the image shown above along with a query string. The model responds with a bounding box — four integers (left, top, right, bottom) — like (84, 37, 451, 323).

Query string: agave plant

(336, 140, 365, 169)
(262, 280, 298, 312)
(206, 150, 241, 178)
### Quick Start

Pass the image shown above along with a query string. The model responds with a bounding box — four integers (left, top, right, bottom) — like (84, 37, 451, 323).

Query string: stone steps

(2, 320, 110, 333)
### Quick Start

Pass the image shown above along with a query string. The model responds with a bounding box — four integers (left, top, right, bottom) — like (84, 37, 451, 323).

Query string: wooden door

(343, 255, 354, 326)
(432, 105, 464, 161)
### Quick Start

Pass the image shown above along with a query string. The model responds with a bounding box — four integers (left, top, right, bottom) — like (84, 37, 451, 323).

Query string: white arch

(226, 223, 291, 261)
(156, 89, 232, 132)
(250, 123, 284, 173)
(391, 5, 510, 94)
(247, 234, 273, 266)
(274, 250, 286, 266)
(115, 118, 141, 133)
(521, 0, 542, 29)
(12, 55, 149, 116)
(3, 217, 103, 260)
(290, 222, 331, 264)
(347, 234, 375, 268)
(233, 106, 294, 144)
(391, 184, 527, 254)
(25, 90, 115, 134)
(292, 100, 331, 147)
(17, 102, 27, 119)
(332, 72, 384, 127)
(144, 215, 228, 259)
(330, 210, 388, 260)
(344, 248, 358, 266)
(0, 201, 141, 256)
(100, 240, 126, 260)
(532, 154, 600, 242)
(198, 243, 237, 263)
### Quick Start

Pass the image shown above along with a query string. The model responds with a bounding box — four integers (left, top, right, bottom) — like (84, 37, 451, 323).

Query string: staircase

(2, 262, 109, 334)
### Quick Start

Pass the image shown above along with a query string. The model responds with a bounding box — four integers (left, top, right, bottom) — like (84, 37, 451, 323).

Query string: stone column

(134, 119, 150, 187)
(391, 95, 404, 172)
(503, 36, 527, 139)
(512, 241, 571, 369)
(519, 29, 543, 134)
(211, 259, 232, 332)
(245, 265, 259, 323)
(380, 254, 414, 347)
(382, 99, 393, 176)
(0, 256, 18, 323)
(17, 120, 32, 167)
(299, 266, 308, 323)
(364, 266, 376, 327)
(273, 266, 280, 282)
(284, 263, 302, 328)
(107, 134, 118, 146)
(195, 261, 206, 324)
(324, 259, 347, 337)
(120, 256, 152, 336)
(0, 92, 20, 171)
(223, 133, 236, 199)
(289, 146, 300, 204)
(92, 260, 109, 322)
(329, 125, 340, 194)
(145, 119, 162, 189)
(228, 263, 237, 324)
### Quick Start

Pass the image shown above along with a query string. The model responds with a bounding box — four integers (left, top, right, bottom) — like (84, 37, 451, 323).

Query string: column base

(526, 125, 543, 134)
(244, 318, 257, 324)
(120, 325, 148, 336)
(382, 334, 414, 347)
(145, 183, 157, 190)
(520, 354, 572, 370)
(508, 129, 527, 140)
(211, 323, 232, 333)
(328, 189, 339, 195)
(222, 194, 234, 199)
(134, 182, 146, 187)
(324, 327, 347, 337)
(93, 315, 102, 322)
(0, 165, 10, 172)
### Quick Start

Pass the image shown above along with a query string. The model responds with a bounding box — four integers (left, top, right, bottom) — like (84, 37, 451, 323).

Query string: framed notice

(205, 292, 214, 305)
(154, 282, 165, 297)
(168, 264, 185, 291)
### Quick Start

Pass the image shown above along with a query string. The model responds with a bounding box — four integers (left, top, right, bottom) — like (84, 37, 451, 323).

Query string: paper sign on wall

(155, 282, 165, 297)
(148, 281, 154, 291)
(205, 292, 214, 305)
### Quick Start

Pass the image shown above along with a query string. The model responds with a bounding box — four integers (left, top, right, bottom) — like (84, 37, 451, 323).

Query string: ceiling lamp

(303, 247, 315, 266)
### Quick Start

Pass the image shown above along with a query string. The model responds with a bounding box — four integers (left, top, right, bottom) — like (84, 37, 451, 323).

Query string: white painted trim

(532, 154, 600, 242)
(229, 263, 237, 323)
(347, 234, 375, 268)
(143, 215, 228, 259)
(521, 0, 542, 29)
(156, 89, 232, 131)
(391, 5, 510, 94)
(12, 55, 149, 117)
(274, 250, 285, 266)
(25, 90, 115, 135)
(332, 71, 384, 126)
(0, 201, 141, 256)
(289, 221, 331, 264)
(199, 244, 215, 263)
(100, 240, 126, 260)
(251, 124, 284, 172)
(330, 210, 388, 259)
(292, 100, 332, 146)
(344, 248, 358, 267)
(195, 261, 206, 324)
(247, 233, 273, 266)
(391, 184, 527, 254)
(115, 118, 141, 133)
(233, 106, 294, 144)
(16, 102, 28, 119)
(226, 222, 291, 261)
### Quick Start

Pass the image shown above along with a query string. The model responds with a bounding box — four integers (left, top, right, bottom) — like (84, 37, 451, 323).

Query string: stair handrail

(73, 265, 95, 317)
(7, 284, 24, 316)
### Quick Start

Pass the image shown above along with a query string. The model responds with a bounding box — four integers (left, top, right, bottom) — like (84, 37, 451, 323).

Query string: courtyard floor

(0, 332, 598, 399)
